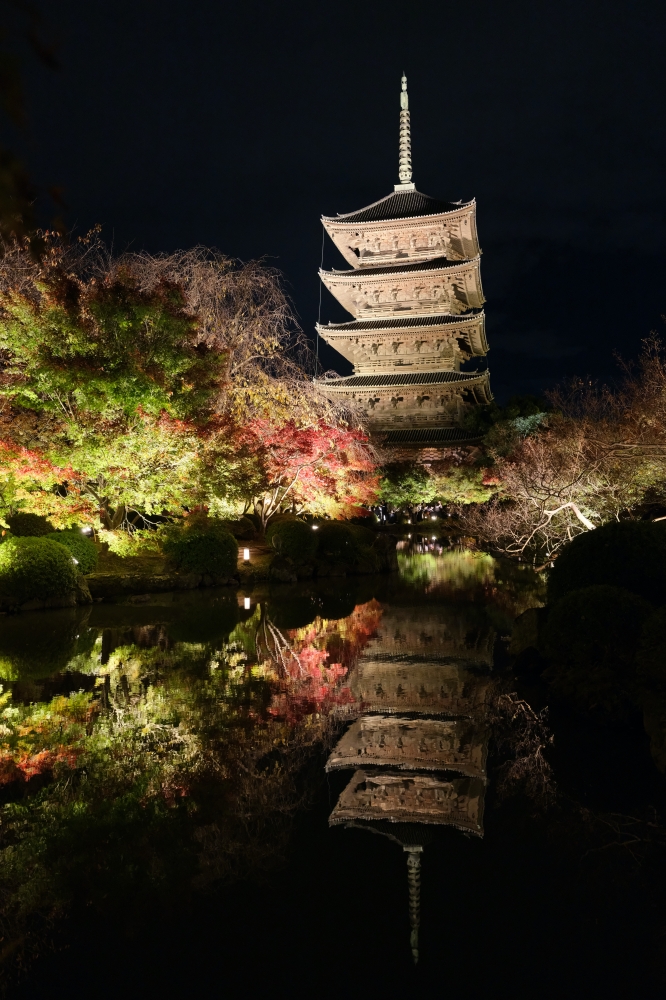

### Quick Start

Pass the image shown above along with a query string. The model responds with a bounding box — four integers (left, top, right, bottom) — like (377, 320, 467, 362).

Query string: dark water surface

(2, 549, 665, 998)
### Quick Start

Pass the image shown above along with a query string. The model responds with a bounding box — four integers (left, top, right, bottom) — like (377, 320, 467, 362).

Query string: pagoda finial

(405, 845, 422, 964)
(396, 73, 415, 192)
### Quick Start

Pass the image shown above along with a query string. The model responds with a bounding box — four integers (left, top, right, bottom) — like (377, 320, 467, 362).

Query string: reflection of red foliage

(0, 747, 81, 786)
(266, 599, 382, 725)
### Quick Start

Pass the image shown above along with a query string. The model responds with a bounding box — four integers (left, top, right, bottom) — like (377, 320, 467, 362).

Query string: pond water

(2, 545, 665, 998)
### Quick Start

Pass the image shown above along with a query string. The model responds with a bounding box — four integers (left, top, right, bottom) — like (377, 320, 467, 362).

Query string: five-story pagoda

(315, 76, 492, 454)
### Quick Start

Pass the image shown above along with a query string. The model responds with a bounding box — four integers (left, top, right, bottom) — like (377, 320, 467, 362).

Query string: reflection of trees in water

(0, 599, 383, 970)
(397, 548, 546, 621)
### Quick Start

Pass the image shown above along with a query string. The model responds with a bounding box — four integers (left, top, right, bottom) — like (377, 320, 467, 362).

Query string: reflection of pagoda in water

(326, 603, 494, 963)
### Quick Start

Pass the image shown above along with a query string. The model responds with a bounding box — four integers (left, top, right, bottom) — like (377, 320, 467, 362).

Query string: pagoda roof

(329, 769, 485, 834)
(317, 369, 487, 389)
(326, 715, 487, 779)
(322, 189, 473, 225)
(317, 311, 483, 333)
(382, 427, 482, 445)
(322, 255, 476, 279)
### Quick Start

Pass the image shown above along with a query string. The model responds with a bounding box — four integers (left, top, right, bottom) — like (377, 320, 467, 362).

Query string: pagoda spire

(396, 73, 415, 192)
(405, 845, 422, 964)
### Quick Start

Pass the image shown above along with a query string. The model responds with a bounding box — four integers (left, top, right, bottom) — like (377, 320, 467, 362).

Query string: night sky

(9, 0, 666, 402)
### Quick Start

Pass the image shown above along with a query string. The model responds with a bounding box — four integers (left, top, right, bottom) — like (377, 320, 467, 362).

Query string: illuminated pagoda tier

(315, 75, 492, 456)
(325, 715, 487, 779)
(326, 602, 494, 963)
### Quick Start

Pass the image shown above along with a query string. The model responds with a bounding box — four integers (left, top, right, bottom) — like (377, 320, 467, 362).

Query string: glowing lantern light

(312, 525, 319, 530)
(244, 597, 251, 610)
(243, 548, 250, 562)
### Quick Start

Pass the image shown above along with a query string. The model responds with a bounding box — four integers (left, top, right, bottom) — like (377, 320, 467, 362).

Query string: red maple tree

(234, 418, 379, 525)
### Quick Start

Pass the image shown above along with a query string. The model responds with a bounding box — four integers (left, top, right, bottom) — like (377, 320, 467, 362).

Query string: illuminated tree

(233, 418, 379, 527)
(0, 233, 367, 529)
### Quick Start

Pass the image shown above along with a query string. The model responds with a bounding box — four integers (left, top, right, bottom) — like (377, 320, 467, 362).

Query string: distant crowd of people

(371, 503, 450, 524)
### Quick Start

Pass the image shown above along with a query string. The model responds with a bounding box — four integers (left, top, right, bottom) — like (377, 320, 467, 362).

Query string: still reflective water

(2, 548, 664, 998)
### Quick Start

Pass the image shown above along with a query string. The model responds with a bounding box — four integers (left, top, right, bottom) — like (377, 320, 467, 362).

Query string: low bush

(315, 520, 356, 562)
(46, 531, 98, 575)
(266, 518, 318, 563)
(548, 520, 666, 606)
(0, 536, 78, 607)
(5, 512, 55, 537)
(223, 516, 256, 541)
(636, 606, 666, 697)
(346, 523, 377, 546)
(162, 517, 238, 577)
(542, 584, 652, 717)
(243, 512, 262, 533)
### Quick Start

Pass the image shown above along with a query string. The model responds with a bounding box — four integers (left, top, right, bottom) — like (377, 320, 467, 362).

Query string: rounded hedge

(45, 531, 98, 575)
(266, 518, 318, 562)
(548, 520, 666, 606)
(222, 516, 256, 540)
(636, 606, 666, 697)
(162, 518, 238, 577)
(346, 523, 377, 546)
(5, 512, 55, 537)
(315, 520, 356, 562)
(0, 536, 79, 607)
(542, 584, 652, 716)
(243, 512, 263, 533)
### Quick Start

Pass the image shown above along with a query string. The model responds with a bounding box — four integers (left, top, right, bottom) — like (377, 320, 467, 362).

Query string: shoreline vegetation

(0, 231, 665, 608)
(0, 231, 665, 766)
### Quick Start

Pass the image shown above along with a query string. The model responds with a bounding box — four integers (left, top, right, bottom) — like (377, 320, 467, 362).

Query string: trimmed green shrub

(350, 515, 378, 529)
(222, 516, 256, 540)
(5, 512, 55, 537)
(548, 520, 666, 606)
(636, 606, 666, 697)
(46, 531, 98, 575)
(542, 585, 652, 716)
(0, 536, 78, 607)
(243, 512, 262, 533)
(315, 521, 356, 562)
(346, 523, 377, 546)
(266, 518, 318, 562)
(162, 517, 238, 577)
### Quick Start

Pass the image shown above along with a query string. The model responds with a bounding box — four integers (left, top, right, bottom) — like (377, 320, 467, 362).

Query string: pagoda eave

(315, 371, 493, 420)
(321, 193, 475, 225)
(320, 254, 480, 279)
(316, 311, 488, 363)
(315, 310, 484, 333)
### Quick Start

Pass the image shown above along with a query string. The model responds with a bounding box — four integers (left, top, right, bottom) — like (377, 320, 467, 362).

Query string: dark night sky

(9, 0, 666, 401)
